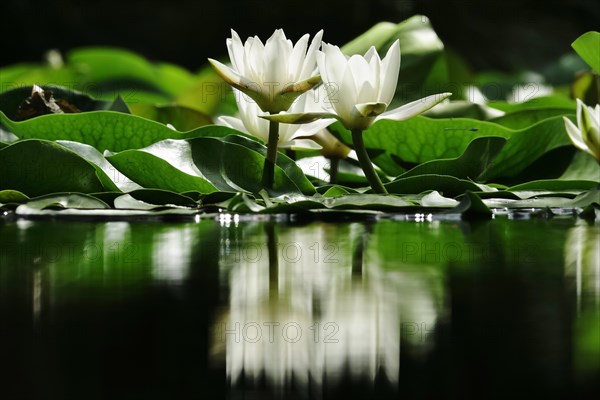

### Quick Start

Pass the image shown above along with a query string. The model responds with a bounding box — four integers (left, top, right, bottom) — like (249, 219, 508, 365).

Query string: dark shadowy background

(1, 0, 598, 72)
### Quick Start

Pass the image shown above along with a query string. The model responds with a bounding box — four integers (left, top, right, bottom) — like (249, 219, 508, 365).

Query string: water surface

(0, 215, 598, 399)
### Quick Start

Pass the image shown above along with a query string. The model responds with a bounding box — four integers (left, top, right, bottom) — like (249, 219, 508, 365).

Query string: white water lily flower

(263, 40, 451, 130)
(563, 99, 600, 161)
(217, 90, 334, 150)
(208, 29, 323, 113)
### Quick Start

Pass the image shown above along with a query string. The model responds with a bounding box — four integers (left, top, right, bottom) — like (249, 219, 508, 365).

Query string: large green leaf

(398, 136, 506, 181)
(508, 180, 599, 192)
(332, 117, 512, 176)
(0, 111, 246, 152)
(129, 104, 212, 131)
(572, 31, 600, 73)
(0, 48, 200, 105)
(482, 188, 600, 209)
(0, 65, 76, 95)
(174, 65, 238, 116)
(0, 190, 29, 204)
(452, 191, 493, 219)
(66, 47, 171, 99)
(0, 140, 113, 196)
(488, 96, 576, 112)
(0, 111, 175, 151)
(423, 101, 505, 120)
(15, 193, 109, 212)
(334, 115, 575, 182)
(220, 134, 315, 194)
(107, 136, 314, 196)
(124, 189, 198, 207)
(559, 151, 600, 181)
(490, 108, 574, 129)
(106, 142, 219, 194)
(56, 140, 139, 192)
(385, 175, 485, 197)
(480, 117, 574, 181)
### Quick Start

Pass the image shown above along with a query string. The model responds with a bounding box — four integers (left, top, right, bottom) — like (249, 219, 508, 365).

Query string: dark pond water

(0, 214, 599, 399)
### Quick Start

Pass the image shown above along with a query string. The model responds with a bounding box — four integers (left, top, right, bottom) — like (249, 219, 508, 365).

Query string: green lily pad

(451, 191, 492, 219)
(385, 174, 485, 197)
(125, 189, 198, 207)
(333, 115, 574, 183)
(0, 139, 114, 197)
(488, 96, 576, 113)
(0, 110, 247, 152)
(0, 189, 29, 204)
(490, 108, 575, 129)
(129, 103, 213, 131)
(15, 193, 110, 214)
(107, 135, 314, 196)
(398, 136, 507, 181)
(508, 180, 599, 192)
(106, 141, 218, 194)
(56, 140, 137, 192)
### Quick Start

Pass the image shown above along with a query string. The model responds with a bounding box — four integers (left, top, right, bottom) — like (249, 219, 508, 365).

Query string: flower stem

(351, 129, 387, 194)
(262, 120, 280, 190)
(329, 157, 339, 184)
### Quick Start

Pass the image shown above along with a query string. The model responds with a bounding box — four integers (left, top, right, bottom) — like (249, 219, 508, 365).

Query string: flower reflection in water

(212, 222, 443, 393)
(565, 222, 600, 377)
(565, 222, 600, 311)
(151, 226, 197, 283)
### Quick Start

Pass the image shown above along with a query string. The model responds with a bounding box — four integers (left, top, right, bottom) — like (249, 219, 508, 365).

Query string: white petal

(264, 33, 290, 90)
(588, 105, 600, 148)
(226, 30, 246, 74)
(575, 99, 586, 131)
(336, 65, 359, 122)
(208, 58, 266, 102)
(379, 40, 400, 104)
(347, 54, 374, 96)
(238, 98, 268, 137)
(216, 115, 248, 134)
(260, 111, 341, 124)
(357, 78, 377, 105)
(316, 51, 328, 81)
(367, 48, 381, 94)
(267, 29, 287, 43)
(374, 92, 452, 122)
(563, 116, 591, 153)
(299, 30, 323, 79)
(288, 117, 336, 140)
(283, 138, 323, 150)
(289, 33, 309, 81)
(245, 36, 265, 82)
(363, 46, 378, 62)
(321, 43, 347, 89)
(208, 58, 244, 87)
